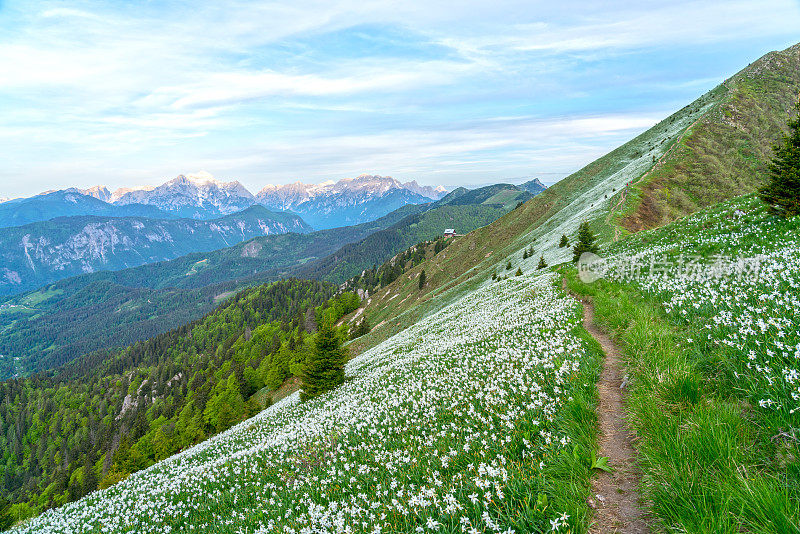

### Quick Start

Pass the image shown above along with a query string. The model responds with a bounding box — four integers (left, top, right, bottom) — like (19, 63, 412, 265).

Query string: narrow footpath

(577, 295, 650, 534)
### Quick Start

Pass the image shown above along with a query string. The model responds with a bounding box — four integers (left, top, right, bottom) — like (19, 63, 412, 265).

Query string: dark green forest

(0, 279, 359, 522)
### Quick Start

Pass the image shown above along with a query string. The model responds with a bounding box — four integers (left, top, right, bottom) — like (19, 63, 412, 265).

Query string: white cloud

(1, 0, 799, 196)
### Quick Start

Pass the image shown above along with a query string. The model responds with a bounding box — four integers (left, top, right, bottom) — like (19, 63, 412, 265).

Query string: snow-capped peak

(184, 171, 221, 186)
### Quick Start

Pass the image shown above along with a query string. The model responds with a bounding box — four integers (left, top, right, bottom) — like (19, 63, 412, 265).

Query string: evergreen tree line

(0, 279, 359, 522)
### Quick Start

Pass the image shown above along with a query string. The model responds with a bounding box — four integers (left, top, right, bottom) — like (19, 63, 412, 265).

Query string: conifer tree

(301, 321, 347, 401)
(515, 267, 523, 276)
(418, 269, 426, 289)
(523, 249, 529, 259)
(572, 221, 599, 263)
(537, 255, 548, 269)
(559, 234, 568, 247)
(759, 99, 800, 217)
(506, 261, 512, 270)
(349, 318, 371, 340)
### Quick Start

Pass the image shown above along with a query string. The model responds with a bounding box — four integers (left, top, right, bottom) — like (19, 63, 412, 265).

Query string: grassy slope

(620, 42, 800, 231)
(8, 270, 604, 534)
(566, 195, 800, 532)
(350, 43, 800, 357)
(349, 81, 723, 354)
(340, 45, 800, 532)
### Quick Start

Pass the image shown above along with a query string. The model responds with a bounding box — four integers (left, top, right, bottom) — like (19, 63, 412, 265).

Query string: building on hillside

(443, 228, 456, 237)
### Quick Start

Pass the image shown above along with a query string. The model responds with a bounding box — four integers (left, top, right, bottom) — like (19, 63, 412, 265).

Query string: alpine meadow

(1, 3, 799, 534)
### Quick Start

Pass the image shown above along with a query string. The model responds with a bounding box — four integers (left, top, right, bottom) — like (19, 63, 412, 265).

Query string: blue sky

(1, 0, 799, 198)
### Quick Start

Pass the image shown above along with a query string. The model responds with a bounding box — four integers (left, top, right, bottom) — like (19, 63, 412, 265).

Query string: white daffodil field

(570, 193, 800, 530)
(603, 195, 800, 428)
(11, 272, 601, 534)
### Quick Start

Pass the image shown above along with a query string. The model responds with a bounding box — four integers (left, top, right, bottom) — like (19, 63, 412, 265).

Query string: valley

(0, 184, 530, 379)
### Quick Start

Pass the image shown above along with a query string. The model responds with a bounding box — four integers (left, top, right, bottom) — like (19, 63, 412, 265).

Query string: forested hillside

(0, 280, 359, 523)
(0, 205, 422, 379)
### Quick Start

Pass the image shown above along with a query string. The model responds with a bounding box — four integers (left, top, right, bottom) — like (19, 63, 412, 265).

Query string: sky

(0, 1, 799, 198)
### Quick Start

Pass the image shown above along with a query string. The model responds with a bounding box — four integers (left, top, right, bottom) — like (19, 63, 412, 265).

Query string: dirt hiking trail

(575, 294, 651, 533)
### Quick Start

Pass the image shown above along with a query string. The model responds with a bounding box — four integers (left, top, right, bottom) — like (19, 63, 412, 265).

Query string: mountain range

(255, 174, 446, 229)
(0, 184, 532, 377)
(0, 206, 310, 296)
(0, 190, 174, 228)
(4, 173, 448, 230)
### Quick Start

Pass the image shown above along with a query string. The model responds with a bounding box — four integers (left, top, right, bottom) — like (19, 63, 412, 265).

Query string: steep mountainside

(256, 174, 446, 229)
(620, 42, 800, 230)
(0, 190, 173, 228)
(0, 206, 310, 297)
(349, 43, 800, 354)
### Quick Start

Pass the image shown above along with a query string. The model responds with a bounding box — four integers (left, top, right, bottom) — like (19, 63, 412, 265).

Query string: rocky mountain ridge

(16, 173, 448, 229)
(0, 205, 310, 296)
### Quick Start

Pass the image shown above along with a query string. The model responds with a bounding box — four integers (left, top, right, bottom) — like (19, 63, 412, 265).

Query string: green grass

(18, 287, 62, 307)
(617, 43, 800, 232)
(563, 194, 800, 534)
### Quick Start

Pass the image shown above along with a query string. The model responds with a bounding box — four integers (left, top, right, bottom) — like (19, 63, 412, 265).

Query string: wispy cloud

(0, 0, 799, 196)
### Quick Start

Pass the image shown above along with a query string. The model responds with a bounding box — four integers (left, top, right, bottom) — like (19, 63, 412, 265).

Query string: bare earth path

(575, 295, 650, 534)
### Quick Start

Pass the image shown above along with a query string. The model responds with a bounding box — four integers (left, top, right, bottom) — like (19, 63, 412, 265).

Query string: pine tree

(759, 99, 800, 217)
(572, 221, 599, 263)
(515, 267, 523, 276)
(537, 255, 548, 269)
(523, 249, 529, 259)
(301, 321, 347, 401)
(559, 234, 568, 248)
(418, 269, 426, 290)
(350, 318, 371, 340)
(506, 261, 512, 270)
